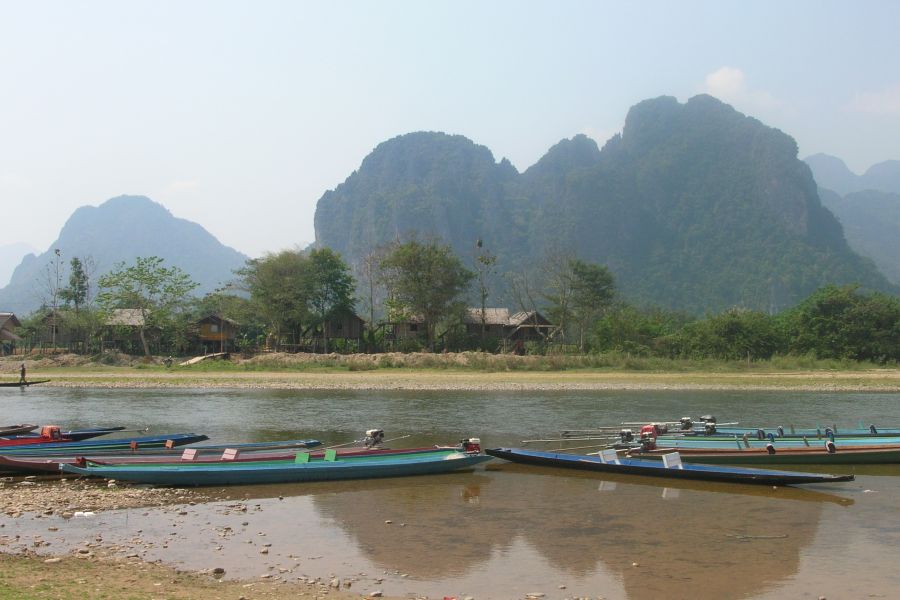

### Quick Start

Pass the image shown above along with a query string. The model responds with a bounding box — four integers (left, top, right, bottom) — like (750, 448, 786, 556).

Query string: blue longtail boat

(60, 448, 493, 486)
(485, 447, 855, 486)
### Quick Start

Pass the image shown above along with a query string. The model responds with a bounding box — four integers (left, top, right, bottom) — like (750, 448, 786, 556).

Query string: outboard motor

(766, 443, 776, 455)
(619, 429, 634, 443)
(767, 433, 776, 443)
(756, 428, 766, 440)
(700, 415, 716, 424)
(459, 438, 481, 453)
(639, 425, 658, 451)
(825, 427, 835, 441)
(640, 424, 658, 440)
(653, 422, 669, 435)
(364, 429, 385, 448)
(680, 417, 693, 431)
(777, 426, 785, 437)
(703, 422, 717, 436)
(825, 440, 837, 454)
(870, 424, 878, 434)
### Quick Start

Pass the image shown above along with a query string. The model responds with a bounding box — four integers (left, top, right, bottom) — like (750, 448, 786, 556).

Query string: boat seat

(165, 439, 175, 449)
(662, 452, 684, 469)
(221, 448, 240, 461)
(294, 451, 310, 463)
(180, 448, 198, 461)
(599, 449, 620, 464)
(324, 449, 338, 462)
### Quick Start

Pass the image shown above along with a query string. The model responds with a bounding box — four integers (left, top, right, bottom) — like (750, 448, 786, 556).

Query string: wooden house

(0, 313, 21, 354)
(196, 315, 238, 353)
(101, 308, 147, 352)
(507, 310, 556, 341)
(464, 308, 556, 342)
(380, 315, 427, 343)
(463, 308, 512, 338)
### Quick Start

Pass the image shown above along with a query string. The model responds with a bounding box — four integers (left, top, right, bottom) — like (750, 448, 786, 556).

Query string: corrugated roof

(105, 308, 145, 327)
(464, 308, 510, 325)
(509, 311, 553, 327)
(0, 313, 21, 330)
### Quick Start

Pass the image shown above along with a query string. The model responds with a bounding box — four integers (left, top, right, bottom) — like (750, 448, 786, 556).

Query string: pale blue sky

(2, 0, 898, 259)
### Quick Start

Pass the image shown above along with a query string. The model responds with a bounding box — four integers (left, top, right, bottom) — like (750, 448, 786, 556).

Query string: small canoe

(0, 424, 38, 436)
(485, 447, 855, 486)
(0, 379, 50, 387)
(60, 451, 494, 486)
(0, 433, 209, 454)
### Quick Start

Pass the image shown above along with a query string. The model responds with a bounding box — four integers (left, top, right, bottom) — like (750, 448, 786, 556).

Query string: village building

(0, 313, 21, 355)
(195, 315, 239, 354)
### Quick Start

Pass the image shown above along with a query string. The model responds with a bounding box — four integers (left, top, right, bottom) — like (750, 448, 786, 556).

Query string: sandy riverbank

(2, 352, 900, 391)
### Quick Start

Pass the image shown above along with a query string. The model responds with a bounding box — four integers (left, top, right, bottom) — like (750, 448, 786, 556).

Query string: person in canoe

(19, 363, 26, 384)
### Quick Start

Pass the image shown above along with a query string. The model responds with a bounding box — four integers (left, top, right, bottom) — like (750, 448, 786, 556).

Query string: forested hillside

(819, 188, 900, 284)
(315, 95, 894, 313)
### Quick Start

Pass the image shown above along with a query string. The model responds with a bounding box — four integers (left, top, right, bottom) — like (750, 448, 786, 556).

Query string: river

(2, 387, 899, 599)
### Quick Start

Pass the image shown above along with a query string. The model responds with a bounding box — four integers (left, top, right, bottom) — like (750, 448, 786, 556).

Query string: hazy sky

(2, 1, 898, 259)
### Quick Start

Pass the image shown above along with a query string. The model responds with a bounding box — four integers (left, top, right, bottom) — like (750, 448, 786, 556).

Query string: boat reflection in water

(296, 464, 849, 598)
(3, 464, 862, 599)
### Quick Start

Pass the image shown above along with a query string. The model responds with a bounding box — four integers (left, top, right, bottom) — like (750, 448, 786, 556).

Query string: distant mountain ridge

(0, 196, 248, 315)
(805, 153, 900, 196)
(315, 95, 895, 313)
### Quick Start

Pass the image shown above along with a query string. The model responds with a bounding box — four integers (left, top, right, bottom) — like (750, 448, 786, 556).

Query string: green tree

(305, 248, 355, 353)
(237, 250, 311, 350)
(784, 285, 900, 362)
(569, 259, 616, 352)
(97, 256, 198, 356)
(670, 309, 785, 360)
(59, 256, 91, 312)
(381, 239, 474, 350)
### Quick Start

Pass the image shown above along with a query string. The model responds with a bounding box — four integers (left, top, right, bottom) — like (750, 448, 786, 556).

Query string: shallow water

(2, 387, 900, 599)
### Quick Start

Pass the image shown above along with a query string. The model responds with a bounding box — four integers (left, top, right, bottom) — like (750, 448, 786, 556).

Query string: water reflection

(302, 465, 847, 597)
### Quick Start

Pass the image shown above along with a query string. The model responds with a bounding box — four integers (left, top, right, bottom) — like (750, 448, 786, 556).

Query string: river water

(2, 387, 900, 599)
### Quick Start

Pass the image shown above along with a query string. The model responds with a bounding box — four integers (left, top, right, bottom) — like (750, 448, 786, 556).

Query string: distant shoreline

(4, 368, 900, 392)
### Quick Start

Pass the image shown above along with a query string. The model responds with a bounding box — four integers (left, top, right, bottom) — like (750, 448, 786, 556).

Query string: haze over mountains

(316, 95, 894, 313)
(805, 154, 900, 285)
(0, 196, 248, 315)
(2, 96, 897, 318)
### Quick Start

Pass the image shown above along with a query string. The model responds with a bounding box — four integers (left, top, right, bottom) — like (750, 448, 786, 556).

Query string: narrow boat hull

(0, 379, 50, 387)
(0, 433, 209, 454)
(629, 446, 900, 465)
(60, 453, 493, 486)
(485, 448, 854, 486)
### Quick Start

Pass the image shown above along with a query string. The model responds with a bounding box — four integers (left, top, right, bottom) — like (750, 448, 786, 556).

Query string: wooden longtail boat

(60, 450, 494, 486)
(0, 379, 50, 387)
(5, 426, 127, 442)
(628, 445, 900, 465)
(485, 448, 855, 486)
(649, 436, 900, 449)
(0, 424, 38, 436)
(0, 432, 209, 454)
(0, 443, 457, 475)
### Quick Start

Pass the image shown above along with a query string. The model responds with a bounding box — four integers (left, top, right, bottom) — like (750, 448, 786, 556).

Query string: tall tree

(237, 250, 310, 349)
(97, 256, 198, 356)
(473, 239, 497, 348)
(569, 259, 616, 352)
(59, 256, 92, 312)
(381, 239, 474, 350)
(305, 248, 355, 353)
